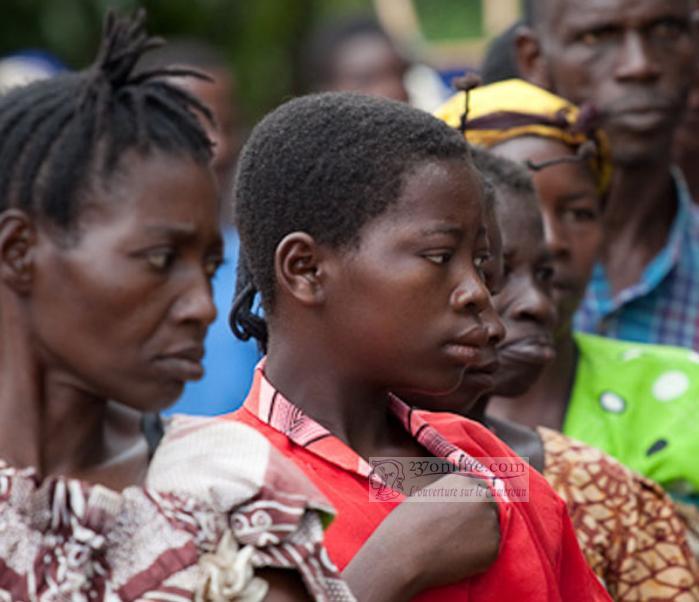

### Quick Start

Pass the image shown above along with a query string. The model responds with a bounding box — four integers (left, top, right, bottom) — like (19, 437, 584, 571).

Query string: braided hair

(0, 9, 213, 234)
(230, 92, 474, 350)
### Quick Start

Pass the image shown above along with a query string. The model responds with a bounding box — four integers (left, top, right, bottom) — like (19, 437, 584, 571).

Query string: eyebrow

(557, 190, 596, 203)
(419, 224, 464, 237)
(142, 223, 198, 237)
(141, 223, 224, 247)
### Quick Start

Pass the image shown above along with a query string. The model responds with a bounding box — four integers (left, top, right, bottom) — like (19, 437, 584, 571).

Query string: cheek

(35, 259, 167, 357)
(570, 228, 602, 282)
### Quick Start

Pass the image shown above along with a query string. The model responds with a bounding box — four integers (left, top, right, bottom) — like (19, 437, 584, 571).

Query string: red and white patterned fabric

(0, 417, 355, 601)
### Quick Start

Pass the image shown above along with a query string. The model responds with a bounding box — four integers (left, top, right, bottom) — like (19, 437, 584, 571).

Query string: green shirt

(564, 332, 699, 501)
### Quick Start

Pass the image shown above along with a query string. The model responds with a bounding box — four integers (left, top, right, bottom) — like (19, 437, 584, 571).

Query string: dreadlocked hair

(0, 9, 213, 235)
(230, 92, 474, 347)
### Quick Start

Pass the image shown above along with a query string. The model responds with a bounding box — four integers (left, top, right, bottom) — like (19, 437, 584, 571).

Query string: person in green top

(436, 78, 699, 505)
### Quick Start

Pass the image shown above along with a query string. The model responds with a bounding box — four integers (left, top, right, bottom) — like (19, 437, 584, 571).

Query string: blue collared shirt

(574, 169, 699, 350)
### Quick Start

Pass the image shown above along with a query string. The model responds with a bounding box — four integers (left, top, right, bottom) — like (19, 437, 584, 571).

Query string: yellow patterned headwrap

(434, 78, 613, 195)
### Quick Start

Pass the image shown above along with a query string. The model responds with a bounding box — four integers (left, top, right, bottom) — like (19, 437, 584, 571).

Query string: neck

(487, 333, 577, 431)
(676, 149, 699, 203)
(601, 160, 677, 294)
(466, 396, 489, 423)
(264, 333, 404, 459)
(0, 297, 146, 488)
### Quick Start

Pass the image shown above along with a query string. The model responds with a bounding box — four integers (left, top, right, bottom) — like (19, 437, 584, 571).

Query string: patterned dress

(539, 426, 699, 600)
(0, 416, 355, 601)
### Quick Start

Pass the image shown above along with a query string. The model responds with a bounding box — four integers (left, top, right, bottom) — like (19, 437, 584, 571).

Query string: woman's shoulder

(0, 420, 348, 601)
(150, 414, 334, 519)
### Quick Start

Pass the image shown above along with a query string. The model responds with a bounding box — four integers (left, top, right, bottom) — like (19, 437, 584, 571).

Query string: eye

(502, 261, 513, 279)
(562, 206, 600, 224)
(146, 248, 175, 271)
(424, 252, 453, 265)
(205, 254, 225, 279)
(577, 26, 619, 47)
(474, 252, 491, 278)
(535, 265, 555, 284)
(580, 31, 600, 46)
(650, 19, 687, 40)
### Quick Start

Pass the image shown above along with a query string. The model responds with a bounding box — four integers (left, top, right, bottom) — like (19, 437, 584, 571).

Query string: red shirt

(228, 365, 610, 601)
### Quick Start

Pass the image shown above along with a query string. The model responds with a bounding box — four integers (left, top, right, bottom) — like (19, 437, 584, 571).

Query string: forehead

(355, 159, 484, 245)
(495, 187, 543, 245)
(492, 136, 575, 162)
(492, 137, 598, 204)
(83, 151, 220, 230)
(546, 0, 691, 31)
(390, 159, 483, 221)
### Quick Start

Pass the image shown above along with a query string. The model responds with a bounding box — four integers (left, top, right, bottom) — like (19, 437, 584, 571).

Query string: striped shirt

(575, 169, 699, 349)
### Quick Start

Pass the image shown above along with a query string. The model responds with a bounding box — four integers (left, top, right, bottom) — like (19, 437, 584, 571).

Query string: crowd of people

(1, 0, 699, 600)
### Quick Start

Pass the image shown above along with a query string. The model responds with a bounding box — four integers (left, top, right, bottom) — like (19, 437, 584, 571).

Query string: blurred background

(0, 0, 527, 416)
(0, 0, 524, 126)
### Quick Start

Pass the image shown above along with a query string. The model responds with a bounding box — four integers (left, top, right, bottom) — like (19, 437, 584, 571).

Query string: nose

(481, 303, 506, 346)
(450, 268, 492, 315)
(615, 31, 660, 81)
(509, 277, 557, 330)
(541, 211, 570, 260)
(172, 271, 217, 328)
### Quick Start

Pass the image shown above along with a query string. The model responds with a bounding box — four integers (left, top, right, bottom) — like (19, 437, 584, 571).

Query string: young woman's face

(324, 159, 504, 399)
(492, 137, 603, 336)
(402, 191, 504, 410)
(31, 151, 222, 411)
(491, 190, 557, 397)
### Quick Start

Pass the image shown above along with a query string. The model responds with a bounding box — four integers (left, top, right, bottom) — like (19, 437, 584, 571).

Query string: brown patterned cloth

(538, 426, 699, 601)
(0, 416, 355, 601)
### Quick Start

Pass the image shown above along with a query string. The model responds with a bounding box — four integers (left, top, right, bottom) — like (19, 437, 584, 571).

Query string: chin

(492, 369, 544, 398)
(397, 368, 467, 403)
(610, 136, 673, 168)
(128, 384, 185, 413)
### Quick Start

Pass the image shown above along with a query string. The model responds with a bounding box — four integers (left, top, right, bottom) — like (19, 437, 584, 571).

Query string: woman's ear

(274, 232, 328, 306)
(515, 26, 552, 90)
(0, 209, 36, 294)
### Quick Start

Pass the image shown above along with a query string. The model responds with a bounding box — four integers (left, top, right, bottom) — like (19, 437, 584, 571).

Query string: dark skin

(327, 32, 410, 102)
(406, 191, 506, 410)
(263, 159, 503, 584)
(479, 187, 560, 429)
(488, 138, 604, 431)
(265, 160, 502, 459)
(0, 151, 222, 490)
(412, 181, 555, 470)
(673, 15, 699, 202)
(0, 149, 491, 602)
(517, 0, 697, 295)
(465, 186, 558, 472)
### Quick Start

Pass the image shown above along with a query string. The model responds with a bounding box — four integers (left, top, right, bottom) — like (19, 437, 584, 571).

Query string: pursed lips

(443, 328, 491, 365)
(605, 103, 676, 130)
(497, 335, 555, 366)
(154, 344, 205, 381)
